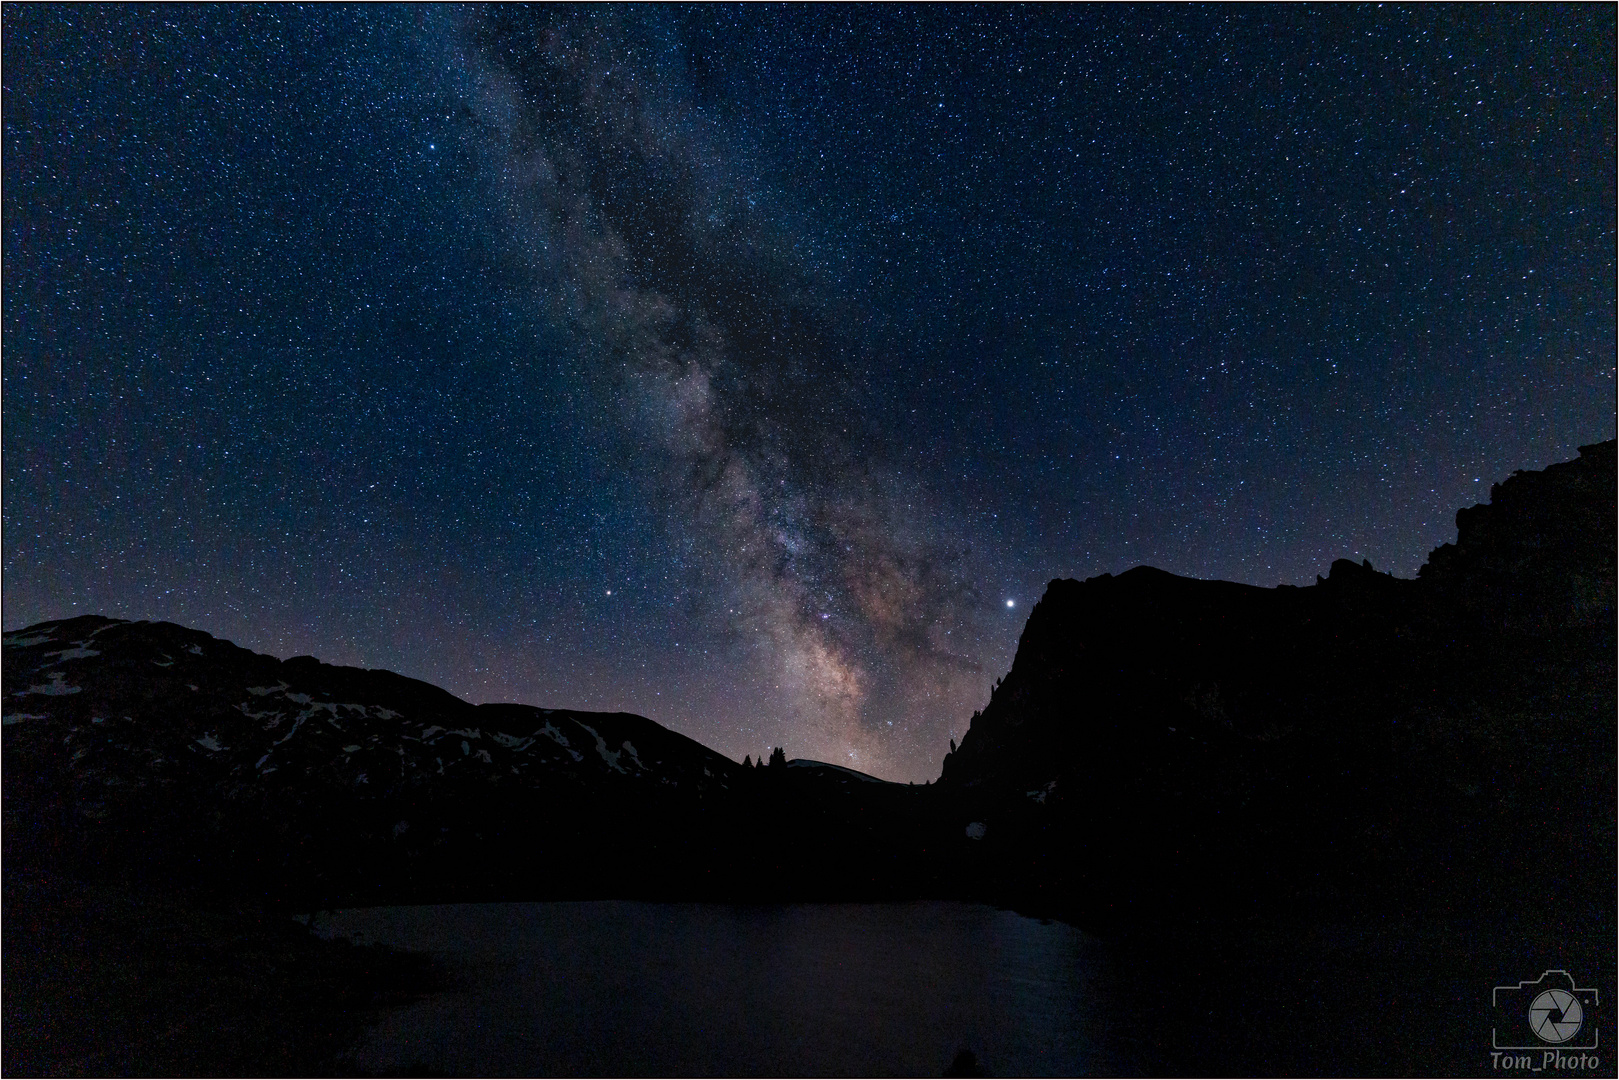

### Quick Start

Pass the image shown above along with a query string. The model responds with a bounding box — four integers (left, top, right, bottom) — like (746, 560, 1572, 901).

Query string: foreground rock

(2, 866, 441, 1076)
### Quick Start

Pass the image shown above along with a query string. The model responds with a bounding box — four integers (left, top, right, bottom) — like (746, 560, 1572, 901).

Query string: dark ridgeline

(940, 439, 1616, 925)
(0, 621, 941, 909)
(3, 440, 1613, 923)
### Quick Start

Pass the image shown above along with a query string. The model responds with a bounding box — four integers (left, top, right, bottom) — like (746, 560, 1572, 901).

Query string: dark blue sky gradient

(5, 6, 1613, 779)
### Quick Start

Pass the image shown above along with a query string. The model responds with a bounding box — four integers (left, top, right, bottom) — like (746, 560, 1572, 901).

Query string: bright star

(1006, 599, 1015, 608)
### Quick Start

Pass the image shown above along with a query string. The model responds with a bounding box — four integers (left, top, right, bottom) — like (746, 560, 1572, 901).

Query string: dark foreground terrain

(4, 441, 1614, 1075)
(1, 868, 442, 1077)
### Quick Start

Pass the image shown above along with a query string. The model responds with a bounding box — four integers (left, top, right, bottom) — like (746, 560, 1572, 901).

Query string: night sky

(5, 6, 1613, 781)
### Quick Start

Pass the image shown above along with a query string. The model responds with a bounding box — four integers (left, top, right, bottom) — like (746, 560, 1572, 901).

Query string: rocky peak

(1419, 439, 1615, 631)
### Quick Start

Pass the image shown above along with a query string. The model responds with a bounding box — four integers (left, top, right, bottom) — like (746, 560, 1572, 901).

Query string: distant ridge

(788, 758, 895, 784)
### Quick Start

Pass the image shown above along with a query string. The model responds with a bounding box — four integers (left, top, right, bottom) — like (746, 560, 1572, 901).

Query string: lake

(317, 900, 1127, 1076)
(315, 900, 1614, 1076)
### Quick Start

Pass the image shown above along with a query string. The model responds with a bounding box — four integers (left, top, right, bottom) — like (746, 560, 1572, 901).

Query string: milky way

(441, 9, 991, 773)
(4, 6, 1612, 780)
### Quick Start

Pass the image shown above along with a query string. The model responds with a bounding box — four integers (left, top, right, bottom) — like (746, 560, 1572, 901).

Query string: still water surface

(319, 900, 1601, 1075)
(319, 901, 1130, 1076)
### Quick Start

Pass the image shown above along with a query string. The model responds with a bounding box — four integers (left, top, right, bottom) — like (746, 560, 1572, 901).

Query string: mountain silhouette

(937, 439, 1614, 923)
(2, 616, 945, 907)
(3, 441, 1612, 925)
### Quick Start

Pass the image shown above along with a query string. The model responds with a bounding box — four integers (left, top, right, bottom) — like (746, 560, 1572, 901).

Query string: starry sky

(5, 6, 1614, 781)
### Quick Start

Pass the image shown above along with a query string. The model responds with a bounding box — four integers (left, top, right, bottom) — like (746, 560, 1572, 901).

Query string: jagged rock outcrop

(1419, 439, 1616, 632)
(939, 440, 1616, 922)
(939, 557, 1417, 793)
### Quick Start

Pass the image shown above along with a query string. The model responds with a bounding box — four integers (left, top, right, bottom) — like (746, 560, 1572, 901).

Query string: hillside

(2, 619, 957, 908)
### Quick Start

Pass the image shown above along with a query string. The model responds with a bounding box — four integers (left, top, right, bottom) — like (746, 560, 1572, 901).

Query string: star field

(4, 7, 1613, 780)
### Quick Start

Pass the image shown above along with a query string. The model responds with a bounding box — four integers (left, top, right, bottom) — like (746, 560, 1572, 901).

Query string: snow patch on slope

(621, 740, 646, 771)
(577, 724, 625, 773)
(16, 672, 81, 697)
(4, 633, 55, 648)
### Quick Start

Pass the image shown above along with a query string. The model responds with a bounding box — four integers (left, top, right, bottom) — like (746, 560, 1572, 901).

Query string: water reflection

(320, 901, 1126, 1077)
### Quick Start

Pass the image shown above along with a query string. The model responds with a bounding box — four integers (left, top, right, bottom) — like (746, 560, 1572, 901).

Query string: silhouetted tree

(769, 747, 786, 770)
(743, 755, 752, 768)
